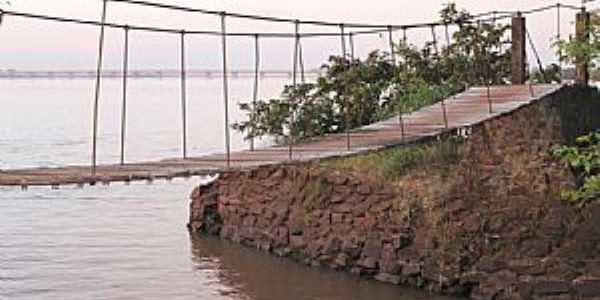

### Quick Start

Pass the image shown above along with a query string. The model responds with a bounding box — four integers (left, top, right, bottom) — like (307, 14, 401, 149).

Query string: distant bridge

(0, 69, 321, 79)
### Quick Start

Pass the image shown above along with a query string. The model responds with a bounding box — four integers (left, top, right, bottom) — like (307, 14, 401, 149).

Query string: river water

(0, 78, 458, 300)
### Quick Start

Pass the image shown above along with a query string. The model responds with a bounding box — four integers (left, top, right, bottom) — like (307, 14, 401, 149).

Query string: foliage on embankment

(552, 131, 600, 205)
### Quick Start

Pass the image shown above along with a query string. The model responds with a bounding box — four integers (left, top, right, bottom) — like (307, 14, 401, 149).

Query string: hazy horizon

(0, 0, 597, 71)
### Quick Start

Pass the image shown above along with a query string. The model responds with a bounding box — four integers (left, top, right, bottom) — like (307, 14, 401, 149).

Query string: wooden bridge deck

(0, 84, 563, 188)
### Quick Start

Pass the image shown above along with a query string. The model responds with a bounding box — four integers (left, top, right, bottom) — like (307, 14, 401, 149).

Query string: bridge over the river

(0, 1, 592, 188)
(0, 84, 564, 187)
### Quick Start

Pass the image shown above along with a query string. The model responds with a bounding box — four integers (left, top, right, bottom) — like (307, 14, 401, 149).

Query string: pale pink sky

(0, 0, 596, 70)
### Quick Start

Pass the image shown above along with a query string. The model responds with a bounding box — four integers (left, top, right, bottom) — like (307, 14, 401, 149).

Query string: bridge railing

(0, 1, 591, 176)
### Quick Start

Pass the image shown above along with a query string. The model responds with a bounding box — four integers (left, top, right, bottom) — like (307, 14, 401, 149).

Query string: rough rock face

(188, 86, 600, 299)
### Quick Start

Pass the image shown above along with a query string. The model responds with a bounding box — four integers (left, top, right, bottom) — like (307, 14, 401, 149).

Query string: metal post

(388, 25, 396, 64)
(576, 8, 590, 86)
(289, 20, 300, 161)
(180, 30, 188, 159)
(494, 11, 505, 54)
(401, 89, 407, 141)
(400, 26, 407, 141)
(483, 20, 493, 114)
(341, 24, 350, 151)
(220, 12, 231, 167)
(529, 82, 535, 97)
(120, 25, 129, 166)
(511, 12, 527, 84)
(431, 25, 439, 56)
(444, 23, 450, 51)
(398, 96, 405, 139)
(299, 39, 305, 83)
(557, 3, 562, 80)
(250, 34, 260, 152)
(487, 84, 493, 113)
(349, 32, 355, 61)
(441, 100, 449, 129)
(92, 0, 108, 176)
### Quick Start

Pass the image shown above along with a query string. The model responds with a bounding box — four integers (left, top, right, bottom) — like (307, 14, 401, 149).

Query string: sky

(0, 0, 597, 71)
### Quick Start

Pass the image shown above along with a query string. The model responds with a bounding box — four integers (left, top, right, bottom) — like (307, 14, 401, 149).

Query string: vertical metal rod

(120, 25, 129, 166)
(180, 30, 188, 159)
(250, 34, 260, 152)
(349, 32, 355, 61)
(444, 24, 450, 48)
(341, 24, 350, 151)
(493, 11, 502, 53)
(482, 20, 493, 114)
(299, 39, 305, 83)
(289, 20, 300, 161)
(441, 100, 449, 129)
(340, 24, 346, 58)
(444, 22, 457, 100)
(431, 25, 439, 56)
(438, 25, 448, 128)
(529, 82, 535, 97)
(557, 3, 562, 79)
(220, 12, 231, 168)
(401, 90, 407, 141)
(91, 0, 108, 176)
(388, 25, 396, 64)
(400, 26, 407, 141)
(487, 84, 493, 113)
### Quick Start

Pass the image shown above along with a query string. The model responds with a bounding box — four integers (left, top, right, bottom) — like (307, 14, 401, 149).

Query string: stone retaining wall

(188, 86, 600, 299)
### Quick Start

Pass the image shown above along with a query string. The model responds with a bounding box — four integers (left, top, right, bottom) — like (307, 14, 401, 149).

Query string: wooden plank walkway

(0, 84, 563, 188)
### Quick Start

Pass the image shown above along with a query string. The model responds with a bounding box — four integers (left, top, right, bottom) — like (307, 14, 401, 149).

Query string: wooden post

(576, 9, 591, 86)
(511, 12, 527, 84)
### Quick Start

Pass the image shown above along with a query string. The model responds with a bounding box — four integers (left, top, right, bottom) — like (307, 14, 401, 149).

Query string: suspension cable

(108, 0, 558, 29)
(526, 28, 546, 78)
(0, 1, 558, 39)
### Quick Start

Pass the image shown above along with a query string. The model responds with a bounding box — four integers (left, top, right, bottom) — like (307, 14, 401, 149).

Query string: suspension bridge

(0, 1, 592, 188)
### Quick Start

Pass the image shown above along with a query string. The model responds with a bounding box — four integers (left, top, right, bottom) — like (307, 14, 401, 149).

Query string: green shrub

(551, 131, 600, 205)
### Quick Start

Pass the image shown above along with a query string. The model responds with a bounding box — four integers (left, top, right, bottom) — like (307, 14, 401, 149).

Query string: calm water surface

(0, 79, 459, 300)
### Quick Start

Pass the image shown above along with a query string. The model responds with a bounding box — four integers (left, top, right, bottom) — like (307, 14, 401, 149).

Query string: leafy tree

(555, 9, 600, 81)
(233, 3, 511, 144)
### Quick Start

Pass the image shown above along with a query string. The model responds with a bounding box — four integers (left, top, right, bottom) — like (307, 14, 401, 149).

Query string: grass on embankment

(320, 136, 465, 181)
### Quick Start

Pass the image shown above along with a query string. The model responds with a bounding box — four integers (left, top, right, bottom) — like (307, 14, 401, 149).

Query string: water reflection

(0, 179, 460, 300)
(189, 235, 459, 300)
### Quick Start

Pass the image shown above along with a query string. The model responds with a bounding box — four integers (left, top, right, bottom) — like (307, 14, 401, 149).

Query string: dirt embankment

(189, 86, 600, 299)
